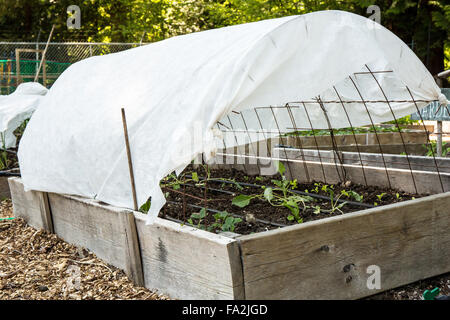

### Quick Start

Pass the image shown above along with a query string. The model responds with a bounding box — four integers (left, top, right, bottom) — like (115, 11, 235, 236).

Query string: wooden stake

(34, 24, 54, 83)
(121, 108, 138, 211)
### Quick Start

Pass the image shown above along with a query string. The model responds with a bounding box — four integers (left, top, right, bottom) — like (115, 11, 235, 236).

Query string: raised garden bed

(8, 167, 450, 299)
(279, 125, 430, 155)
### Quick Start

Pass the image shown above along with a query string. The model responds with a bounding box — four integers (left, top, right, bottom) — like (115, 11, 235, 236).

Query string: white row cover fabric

(18, 10, 447, 224)
(0, 82, 48, 148)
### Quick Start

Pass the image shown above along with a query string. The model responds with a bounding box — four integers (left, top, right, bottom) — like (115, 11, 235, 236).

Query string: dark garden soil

(160, 165, 424, 235)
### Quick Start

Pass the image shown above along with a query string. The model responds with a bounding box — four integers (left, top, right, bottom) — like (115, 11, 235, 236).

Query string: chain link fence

(0, 42, 146, 94)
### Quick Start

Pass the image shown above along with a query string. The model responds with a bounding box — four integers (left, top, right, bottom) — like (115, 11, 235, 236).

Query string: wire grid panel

(213, 65, 449, 195)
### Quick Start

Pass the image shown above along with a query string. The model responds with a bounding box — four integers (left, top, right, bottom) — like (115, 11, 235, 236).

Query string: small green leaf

(349, 191, 362, 202)
(287, 215, 295, 221)
(190, 213, 201, 220)
(337, 202, 347, 209)
(192, 172, 199, 182)
(139, 199, 151, 213)
(232, 195, 252, 208)
(271, 179, 282, 188)
(284, 201, 299, 216)
(277, 161, 286, 176)
(264, 187, 274, 202)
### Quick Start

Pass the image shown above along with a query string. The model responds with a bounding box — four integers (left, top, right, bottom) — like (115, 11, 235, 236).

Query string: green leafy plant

(424, 141, 450, 157)
(209, 211, 242, 232)
(232, 194, 253, 208)
(231, 161, 311, 224)
(328, 189, 347, 214)
(376, 193, 386, 202)
(188, 208, 207, 230)
(313, 206, 321, 215)
(341, 189, 363, 202)
(285, 124, 410, 137)
(311, 183, 320, 194)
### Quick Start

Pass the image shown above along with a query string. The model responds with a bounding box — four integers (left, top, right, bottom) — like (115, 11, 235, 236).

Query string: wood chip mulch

(0, 200, 169, 300)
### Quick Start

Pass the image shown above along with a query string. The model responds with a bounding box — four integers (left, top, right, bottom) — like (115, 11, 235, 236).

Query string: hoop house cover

(0, 82, 47, 148)
(18, 10, 448, 224)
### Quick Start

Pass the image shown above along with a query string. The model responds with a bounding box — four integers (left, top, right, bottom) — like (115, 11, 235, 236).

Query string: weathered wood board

(134, 212, 244, 300)
(237, 192, 450, 300)
(0, 176, 11, 198)
(8, 177, 47, 230)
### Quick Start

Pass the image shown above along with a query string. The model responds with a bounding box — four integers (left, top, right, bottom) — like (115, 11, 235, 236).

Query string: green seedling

(312, 183, 320, 194)
(289, 179, 298, 190)
(231, 161, 311, 224)
(376, 193, 386, 202)
(328, 189, 347, 214)
(188, 208, 207, 230)
(209, 211, 242, 232)
(340, 189, 362, 202)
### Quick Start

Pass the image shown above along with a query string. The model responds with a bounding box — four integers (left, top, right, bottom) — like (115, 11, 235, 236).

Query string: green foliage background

(0, 0, 448, 74)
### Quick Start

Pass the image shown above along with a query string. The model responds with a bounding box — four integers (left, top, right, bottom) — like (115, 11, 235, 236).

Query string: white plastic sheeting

(0, 82, 48, 148)
(18, 10, 448, 224)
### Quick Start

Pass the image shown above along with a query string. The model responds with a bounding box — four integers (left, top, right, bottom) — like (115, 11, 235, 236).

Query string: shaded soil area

(0, 201, 169, 300)
(160, 166, 423, 235)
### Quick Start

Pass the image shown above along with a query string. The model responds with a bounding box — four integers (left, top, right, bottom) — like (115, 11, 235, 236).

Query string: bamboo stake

(34, 24, 55, 83)
(121, 108, 138, 211)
